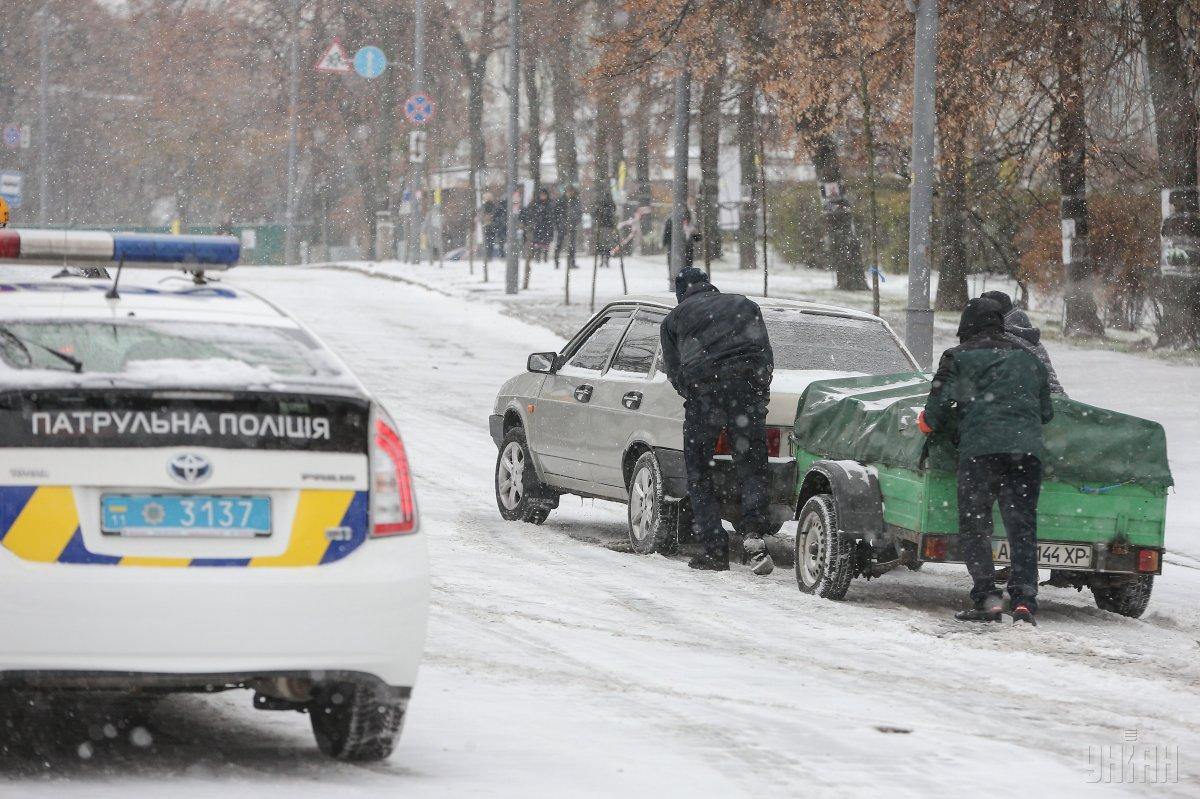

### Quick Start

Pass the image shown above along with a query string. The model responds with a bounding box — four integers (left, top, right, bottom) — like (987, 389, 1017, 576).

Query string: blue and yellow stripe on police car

(0, 486, 369, 567)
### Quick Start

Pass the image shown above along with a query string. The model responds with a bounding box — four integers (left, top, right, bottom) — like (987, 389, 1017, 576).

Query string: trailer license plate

(992, 540, 1092, 568)
(101, 494, 271, 538)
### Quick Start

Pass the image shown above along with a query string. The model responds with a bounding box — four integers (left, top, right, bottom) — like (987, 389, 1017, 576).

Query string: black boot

(688, 551, 729, 571)
(954, 594, 1003, 622)
(1011, 603, 1038, 626)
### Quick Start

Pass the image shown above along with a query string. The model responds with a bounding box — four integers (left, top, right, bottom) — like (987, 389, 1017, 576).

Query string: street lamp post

(668, 68, 690, 288)
(37, 5, 50, 226)
(409, 0, 427, 264)
(503, 0, 521, 294)
(283, 0, 301, 264)
(905, 0, 938, 369)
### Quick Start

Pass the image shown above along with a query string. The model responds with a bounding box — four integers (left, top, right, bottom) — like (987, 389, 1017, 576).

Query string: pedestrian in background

(593, 192, 618, 269)
(554, 185, 582, 270)
(663, 207, 701, 271)
(521, 187, 556, 263)
(489, 192, 508, 259)
(920, 297, 1054, 625)
(660, 267, 776, 575)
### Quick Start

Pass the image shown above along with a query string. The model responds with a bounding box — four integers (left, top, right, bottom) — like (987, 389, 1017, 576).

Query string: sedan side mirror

(527, 352, 558, 374)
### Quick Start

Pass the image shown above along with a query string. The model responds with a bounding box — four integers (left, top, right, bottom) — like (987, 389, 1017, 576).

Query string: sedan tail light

(713, 427, 784, 457)
(370, 408, 417, 537)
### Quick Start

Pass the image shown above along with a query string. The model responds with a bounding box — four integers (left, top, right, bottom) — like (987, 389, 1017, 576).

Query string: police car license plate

(992, 540, 1092, 568)
(101, 494, 271, 538)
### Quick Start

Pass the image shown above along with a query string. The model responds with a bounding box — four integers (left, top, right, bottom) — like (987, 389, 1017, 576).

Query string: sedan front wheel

(495, 427, 554, 524)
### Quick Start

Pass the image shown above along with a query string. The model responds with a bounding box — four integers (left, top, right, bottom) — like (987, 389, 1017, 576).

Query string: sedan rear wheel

(626, 451, 676, 555)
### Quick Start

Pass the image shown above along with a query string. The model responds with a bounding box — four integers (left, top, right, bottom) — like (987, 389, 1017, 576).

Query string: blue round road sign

(2, 126, 19, 148)
(404, 94, 436, 125)
(354, 46, 387, 79)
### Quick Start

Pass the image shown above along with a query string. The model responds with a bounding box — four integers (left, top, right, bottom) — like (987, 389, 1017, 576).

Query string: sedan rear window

(0, 320, 342, 380)
(761, 310, 915, 374)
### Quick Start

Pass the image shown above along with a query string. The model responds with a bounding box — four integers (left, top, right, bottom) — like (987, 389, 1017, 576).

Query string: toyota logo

(167, 453, 212, 485)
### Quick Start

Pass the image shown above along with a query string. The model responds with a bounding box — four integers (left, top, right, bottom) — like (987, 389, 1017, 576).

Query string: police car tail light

(370, 414, 417, 536)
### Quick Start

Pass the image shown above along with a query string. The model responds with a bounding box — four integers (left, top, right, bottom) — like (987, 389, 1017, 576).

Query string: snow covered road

(3, 267, 1197, 797)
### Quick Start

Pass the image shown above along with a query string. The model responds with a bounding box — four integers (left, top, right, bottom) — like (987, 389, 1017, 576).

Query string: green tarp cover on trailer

(793, 373, 1173, 488)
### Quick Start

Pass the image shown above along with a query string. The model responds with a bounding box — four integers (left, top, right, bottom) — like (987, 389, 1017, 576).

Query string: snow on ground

(3, 266, 1198, 797)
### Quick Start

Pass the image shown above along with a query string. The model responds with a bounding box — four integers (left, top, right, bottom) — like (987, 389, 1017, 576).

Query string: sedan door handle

(622, 391, 643, 410)
(573, 384, 594, 403)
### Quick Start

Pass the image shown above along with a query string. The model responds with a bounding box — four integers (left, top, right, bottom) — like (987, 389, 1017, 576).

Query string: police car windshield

(0, 320, 342, 381)
(761, 310, 915, 374)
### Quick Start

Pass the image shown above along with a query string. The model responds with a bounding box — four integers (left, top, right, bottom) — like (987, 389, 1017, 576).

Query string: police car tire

(309, 682, 406, 762)
(495, 427, 553, 525)
(794, 494, 855, 600)
(1092, 574, 1153, 618)
(626, 451, 676, 556)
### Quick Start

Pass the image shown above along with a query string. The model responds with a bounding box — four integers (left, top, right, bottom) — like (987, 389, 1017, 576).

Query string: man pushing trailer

(919, 298, 1053, 625)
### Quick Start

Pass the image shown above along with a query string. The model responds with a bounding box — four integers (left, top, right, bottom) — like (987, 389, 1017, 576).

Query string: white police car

(0, 229, 428, 761)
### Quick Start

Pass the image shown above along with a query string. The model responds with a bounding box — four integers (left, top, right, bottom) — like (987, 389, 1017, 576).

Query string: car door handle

(622, 391, 643, 410)
(573, 384, 593, 403)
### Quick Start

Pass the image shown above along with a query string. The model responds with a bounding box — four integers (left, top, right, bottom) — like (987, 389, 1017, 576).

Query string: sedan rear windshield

(0, 320, 343, 381)
(761, 309, 915, 374)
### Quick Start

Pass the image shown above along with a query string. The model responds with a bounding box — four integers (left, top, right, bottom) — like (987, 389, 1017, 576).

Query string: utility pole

(905, 0, 937, 369)
(283, 0, 301, 264)
(409, 0, 427, 264)
(503, 0, 521, 294)
(37, 5, 49, 226)
(668, 68, 690, 287)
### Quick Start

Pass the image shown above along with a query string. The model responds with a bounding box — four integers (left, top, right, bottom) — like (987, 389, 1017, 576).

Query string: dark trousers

(554, 228, 577, 269)
(682, 378, 771, 556)
(957, 453, 1042, 612)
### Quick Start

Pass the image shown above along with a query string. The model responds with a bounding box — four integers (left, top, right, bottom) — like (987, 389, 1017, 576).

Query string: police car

(0, 229, 428, 762)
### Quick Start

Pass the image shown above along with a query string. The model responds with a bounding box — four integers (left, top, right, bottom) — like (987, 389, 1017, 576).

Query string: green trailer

(789, 374, 1171, 617)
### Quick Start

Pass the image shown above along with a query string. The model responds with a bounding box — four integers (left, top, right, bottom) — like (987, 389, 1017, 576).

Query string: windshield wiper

(0, 326, 83, 373)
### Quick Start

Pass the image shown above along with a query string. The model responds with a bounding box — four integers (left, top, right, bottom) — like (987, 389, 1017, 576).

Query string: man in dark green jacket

(919, 298, 1054, 625)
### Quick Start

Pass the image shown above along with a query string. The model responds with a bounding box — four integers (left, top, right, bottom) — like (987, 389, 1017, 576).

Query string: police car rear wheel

(495, 427, 553, 525)
(626, 451, 675, 555)
(795, 494, 855, 600)
(309, 682, 406, 762)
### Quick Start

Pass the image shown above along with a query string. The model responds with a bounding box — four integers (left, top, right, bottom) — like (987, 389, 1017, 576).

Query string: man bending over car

(660, 267, 775, 574)
(919, 297, 1054, 625)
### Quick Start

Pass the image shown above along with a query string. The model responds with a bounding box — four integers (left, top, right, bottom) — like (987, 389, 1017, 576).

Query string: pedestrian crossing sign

(315, 39, 352, 74)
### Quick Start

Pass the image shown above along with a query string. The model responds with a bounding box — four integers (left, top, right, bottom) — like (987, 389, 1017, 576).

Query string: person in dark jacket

(660, 267, 775, 573)
(554, 185, 583, 270)
(920, 297, 1054, 625)
(593, 192, 618, 269)
(480, 191, 506, 260)
(521, 188, 556, 263)
(980, 290, 1066, 395)
(662, 208, 701, 271)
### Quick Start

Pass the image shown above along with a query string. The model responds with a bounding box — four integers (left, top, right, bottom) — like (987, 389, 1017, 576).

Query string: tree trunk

(1139, 0, 1200, 346)
(549, 36, 579, 186)
(634, 77, 653, 252)
(811, 134, 868, 290)
(737, 81, 757, 270)
(524, 39, 542, 190)
(698, 63, 725, 265)
(934, 152, 970, 311)
(1053, 0, 1104, 337)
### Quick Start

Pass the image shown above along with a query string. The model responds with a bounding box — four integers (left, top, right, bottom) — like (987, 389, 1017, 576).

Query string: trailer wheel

(795, 494, 855, 600)
(1092, 575, 1154, 618)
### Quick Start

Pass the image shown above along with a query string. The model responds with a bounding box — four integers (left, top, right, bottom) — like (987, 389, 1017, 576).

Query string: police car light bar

(0, 229, 240, 270)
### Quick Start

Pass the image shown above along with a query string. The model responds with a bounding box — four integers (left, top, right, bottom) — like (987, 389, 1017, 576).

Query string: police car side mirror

(527, 352, 558, 374)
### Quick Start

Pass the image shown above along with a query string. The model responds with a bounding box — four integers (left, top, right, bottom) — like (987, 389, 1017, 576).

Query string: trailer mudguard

(799, 460, 886, 545)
